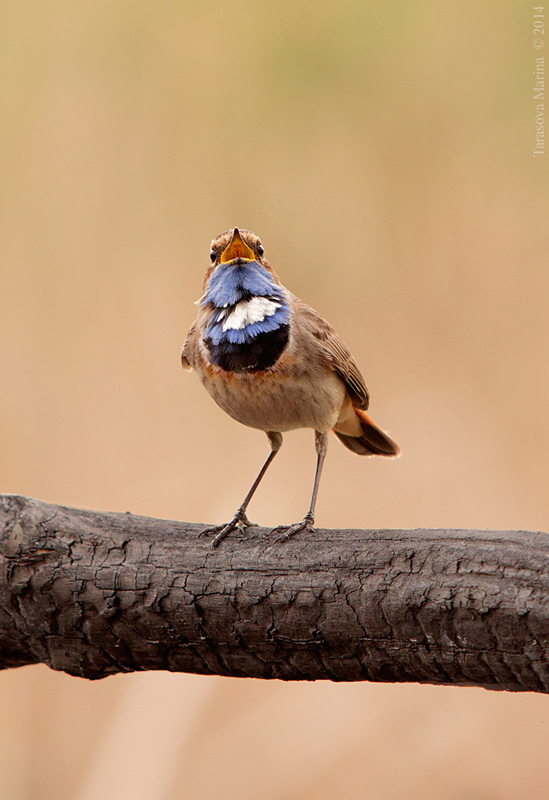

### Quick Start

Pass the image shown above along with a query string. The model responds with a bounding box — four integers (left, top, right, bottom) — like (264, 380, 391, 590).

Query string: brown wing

(294, 297, 370, 410)
(181, 321, 197, 371)
(325, 335, 370, 410)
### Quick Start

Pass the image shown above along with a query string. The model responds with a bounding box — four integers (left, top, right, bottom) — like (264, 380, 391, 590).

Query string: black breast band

(205, 324, 290, 373)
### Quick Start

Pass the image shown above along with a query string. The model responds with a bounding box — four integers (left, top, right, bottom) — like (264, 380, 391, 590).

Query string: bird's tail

(333, 408, 400, 457)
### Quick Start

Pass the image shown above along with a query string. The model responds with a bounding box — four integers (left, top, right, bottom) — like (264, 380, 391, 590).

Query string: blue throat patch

(202, 261, 290, 345)
(201, 260, 291, 372)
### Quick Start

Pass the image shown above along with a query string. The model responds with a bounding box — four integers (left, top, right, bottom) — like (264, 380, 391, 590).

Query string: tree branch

(1, 494, 548, 690)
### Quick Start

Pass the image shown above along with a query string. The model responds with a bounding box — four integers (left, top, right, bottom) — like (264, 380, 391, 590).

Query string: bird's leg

(273, 430, 327, 543)
(201, 432, 283, 548)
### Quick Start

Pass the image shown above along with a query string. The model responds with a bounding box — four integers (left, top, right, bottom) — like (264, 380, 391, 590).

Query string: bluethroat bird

(182, 228, 400, 547)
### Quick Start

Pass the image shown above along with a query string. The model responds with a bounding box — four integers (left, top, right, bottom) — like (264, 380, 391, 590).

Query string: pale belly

(198, 362, 347, 433)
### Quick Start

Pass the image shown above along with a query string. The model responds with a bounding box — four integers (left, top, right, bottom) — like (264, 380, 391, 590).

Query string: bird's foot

(200, 510, 258, 548)
(272, 513, 315, 543)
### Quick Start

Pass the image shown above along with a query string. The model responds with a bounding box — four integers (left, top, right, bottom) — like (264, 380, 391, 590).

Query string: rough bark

(1, 494, 549, 690)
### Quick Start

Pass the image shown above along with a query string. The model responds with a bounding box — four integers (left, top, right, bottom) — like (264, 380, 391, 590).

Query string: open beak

(220, 228, 256, 263)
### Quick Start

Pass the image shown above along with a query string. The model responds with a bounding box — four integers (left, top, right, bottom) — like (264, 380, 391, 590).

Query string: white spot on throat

(221, 296, 280, 331)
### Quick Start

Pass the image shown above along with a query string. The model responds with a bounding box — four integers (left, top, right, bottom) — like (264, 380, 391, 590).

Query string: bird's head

(203, 227, 277, 287)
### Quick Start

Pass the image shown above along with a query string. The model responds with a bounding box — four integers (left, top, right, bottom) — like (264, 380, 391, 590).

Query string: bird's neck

(202, 262, 279, 306)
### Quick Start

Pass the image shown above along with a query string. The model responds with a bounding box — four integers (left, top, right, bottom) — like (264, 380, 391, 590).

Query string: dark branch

(1, 494, 548, 691)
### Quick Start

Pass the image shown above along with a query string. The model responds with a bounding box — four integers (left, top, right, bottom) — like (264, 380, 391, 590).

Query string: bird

(181, 227, 399, 547)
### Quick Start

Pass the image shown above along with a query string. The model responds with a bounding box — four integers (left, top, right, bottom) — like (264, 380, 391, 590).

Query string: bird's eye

(257, 244, 264, 257)
(209, 249, 216, 262)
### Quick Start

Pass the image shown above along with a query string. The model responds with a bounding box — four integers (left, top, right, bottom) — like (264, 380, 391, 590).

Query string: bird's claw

(200, 511, 258, 548)
(272, 514, 316, 543)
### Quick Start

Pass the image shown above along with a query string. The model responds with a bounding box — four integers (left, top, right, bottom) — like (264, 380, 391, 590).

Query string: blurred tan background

(1, 0, 548, 798)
